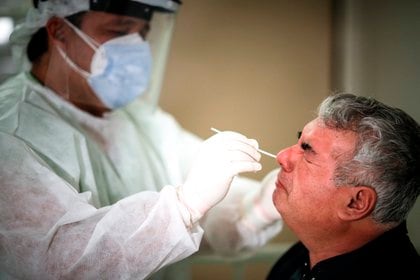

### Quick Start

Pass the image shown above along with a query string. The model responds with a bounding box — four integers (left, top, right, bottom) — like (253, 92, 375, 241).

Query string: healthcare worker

(0, 0, 282, 279)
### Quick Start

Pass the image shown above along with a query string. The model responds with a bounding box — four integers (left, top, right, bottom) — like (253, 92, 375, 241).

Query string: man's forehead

(302, 118, 357, 156)
(89, 0, 156, 21)
(301, 118, 323, 137)
(83, 11, 149, 26)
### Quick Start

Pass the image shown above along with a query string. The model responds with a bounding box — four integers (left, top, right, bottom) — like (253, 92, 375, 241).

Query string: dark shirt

(267, 222, 420, 280)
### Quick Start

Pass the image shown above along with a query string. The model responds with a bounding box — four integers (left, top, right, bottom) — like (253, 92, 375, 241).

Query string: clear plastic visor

(141, 11, 176, 110)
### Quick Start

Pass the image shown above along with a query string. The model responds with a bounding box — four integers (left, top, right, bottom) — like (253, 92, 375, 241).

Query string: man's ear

(338, 186, 377, 221)
(45, 16, 68, 44)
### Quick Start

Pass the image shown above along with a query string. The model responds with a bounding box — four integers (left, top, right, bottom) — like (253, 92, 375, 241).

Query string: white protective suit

(0, 72, 282, 279)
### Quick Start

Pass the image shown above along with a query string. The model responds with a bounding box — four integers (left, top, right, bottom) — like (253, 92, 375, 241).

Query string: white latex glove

(241, 168, 282, 231)
(178, 131, 262, 223)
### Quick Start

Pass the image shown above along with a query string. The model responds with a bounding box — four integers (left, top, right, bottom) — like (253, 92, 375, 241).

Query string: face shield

(10, 0, 180, 114)
(143, 10, 176, 110)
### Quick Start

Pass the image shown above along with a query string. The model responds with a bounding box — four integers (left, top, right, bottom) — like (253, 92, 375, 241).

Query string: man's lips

(275, 179, 283, 189)
(275, 173, 285, 189)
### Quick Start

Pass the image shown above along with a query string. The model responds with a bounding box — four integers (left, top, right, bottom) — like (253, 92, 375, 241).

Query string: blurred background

(1, 0, 419, 279)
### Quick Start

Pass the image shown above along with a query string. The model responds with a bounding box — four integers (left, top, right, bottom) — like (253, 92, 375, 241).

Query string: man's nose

(276, 146, 294, 172)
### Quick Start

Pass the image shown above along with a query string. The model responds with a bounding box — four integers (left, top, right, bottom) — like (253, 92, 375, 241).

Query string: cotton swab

(210, 127, 277, 159)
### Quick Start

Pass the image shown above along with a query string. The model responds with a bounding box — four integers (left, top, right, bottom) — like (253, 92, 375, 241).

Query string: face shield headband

(89, 0, 182, 21)
(32, 0, 181, 17)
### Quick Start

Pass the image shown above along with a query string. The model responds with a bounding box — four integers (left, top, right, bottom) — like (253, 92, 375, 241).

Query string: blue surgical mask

(57, 19, 152, 109)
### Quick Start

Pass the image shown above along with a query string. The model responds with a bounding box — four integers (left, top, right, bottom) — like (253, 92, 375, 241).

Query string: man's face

(52, 11, 150, 114)
(66, 11, 150, 73)
(273, 118, 357, 235)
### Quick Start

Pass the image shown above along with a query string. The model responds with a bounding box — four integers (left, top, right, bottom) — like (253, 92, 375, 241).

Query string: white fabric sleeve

(0, 133, 203, 280)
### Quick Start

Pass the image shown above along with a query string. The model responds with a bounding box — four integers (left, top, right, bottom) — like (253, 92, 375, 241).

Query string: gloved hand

(178, 131, 262, 223)
(241, 168, 282, 231)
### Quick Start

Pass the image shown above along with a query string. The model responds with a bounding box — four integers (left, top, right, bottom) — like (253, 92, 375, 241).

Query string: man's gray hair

(318, 93, 420, 225)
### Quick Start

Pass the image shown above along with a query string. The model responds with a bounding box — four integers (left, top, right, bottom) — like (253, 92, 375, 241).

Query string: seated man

(267, 93, 420, 279)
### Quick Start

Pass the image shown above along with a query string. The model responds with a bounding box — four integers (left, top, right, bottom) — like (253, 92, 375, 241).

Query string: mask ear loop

(55, 18, 95, 86)
(56, 45, 90, 77)
(54, 19, 92, 103)
(57, 18, 101, 79)
(62, 18, 100, 50)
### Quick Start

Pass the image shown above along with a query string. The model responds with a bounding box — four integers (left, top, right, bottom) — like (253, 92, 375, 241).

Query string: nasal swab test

(210, 127, 277, 159)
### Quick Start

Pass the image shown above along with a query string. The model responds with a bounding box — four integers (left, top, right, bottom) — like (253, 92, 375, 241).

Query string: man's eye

(300, 143, 314, 164)
(109, 30, 129, 36)
(301, 142, 311, 151)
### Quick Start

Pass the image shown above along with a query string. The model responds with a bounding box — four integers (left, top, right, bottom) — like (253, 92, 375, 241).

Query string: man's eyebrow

(110, 17, 141, 26)
(297, 131, 302, 139)
(118, 17, 136, 24)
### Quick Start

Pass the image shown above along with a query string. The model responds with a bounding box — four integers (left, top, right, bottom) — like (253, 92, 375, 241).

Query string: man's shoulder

(267, 242, 307, 279)
(0, 72, 26, 101)
(0, 73, 31, 132)
(0, 72, 83, 152)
